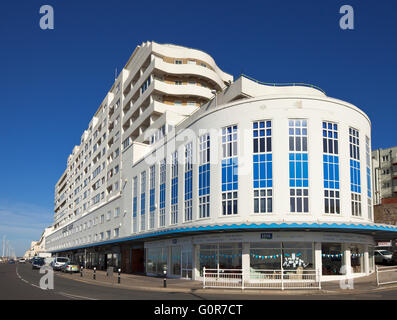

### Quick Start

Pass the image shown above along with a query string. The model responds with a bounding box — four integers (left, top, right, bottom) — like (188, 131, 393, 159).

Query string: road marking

(15, 265, 98, 300)
(58, 292, 97, 300)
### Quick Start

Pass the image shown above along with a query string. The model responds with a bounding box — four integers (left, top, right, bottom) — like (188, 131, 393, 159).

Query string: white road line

(16, 265, 97, 300)
(58, 292, 97, 300)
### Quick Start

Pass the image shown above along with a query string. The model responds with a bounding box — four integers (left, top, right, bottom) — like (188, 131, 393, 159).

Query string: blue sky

(1, 0, 396, 256)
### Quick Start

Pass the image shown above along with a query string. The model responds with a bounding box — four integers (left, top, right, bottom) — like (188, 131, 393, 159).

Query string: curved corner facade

(47, 41, 395, 282)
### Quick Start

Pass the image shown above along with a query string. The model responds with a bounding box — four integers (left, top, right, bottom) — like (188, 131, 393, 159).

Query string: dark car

(32, 258, 45, 269)
(8, 259, 15, 264)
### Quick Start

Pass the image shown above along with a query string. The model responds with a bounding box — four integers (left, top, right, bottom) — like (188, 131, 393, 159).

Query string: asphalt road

(2, 263, 397, 300)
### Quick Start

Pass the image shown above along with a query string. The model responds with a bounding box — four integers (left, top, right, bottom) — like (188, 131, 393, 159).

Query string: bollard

(118, 268, 121, 284)
(80, 266, 84, 277)
(93, 267, 96, 280)
(163, 270, 167, 288)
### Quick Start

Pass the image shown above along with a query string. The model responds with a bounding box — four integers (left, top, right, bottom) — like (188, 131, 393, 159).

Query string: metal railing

(203, 267, 321, 290)
(239, 74, 327, 95)
(376, 265, 397, 286)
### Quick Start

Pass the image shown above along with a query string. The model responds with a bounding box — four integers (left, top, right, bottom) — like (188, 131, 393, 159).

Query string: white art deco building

(47, 41, 397, 282)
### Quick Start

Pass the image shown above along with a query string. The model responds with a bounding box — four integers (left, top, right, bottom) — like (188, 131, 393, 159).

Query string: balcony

(152, 56, 225, 91)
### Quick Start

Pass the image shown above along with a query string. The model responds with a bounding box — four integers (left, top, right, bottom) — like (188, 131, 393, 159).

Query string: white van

(51, 257, 69, 271)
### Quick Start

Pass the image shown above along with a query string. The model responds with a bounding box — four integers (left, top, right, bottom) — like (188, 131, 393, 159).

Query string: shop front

(144, 231, 375, 282)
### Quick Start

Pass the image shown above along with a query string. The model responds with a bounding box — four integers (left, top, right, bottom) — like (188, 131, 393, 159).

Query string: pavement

(56, 266, 388, 296)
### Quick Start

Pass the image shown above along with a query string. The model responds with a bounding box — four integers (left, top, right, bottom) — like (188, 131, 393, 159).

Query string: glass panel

(218, 243, 242, 270)
(350, 244, 364, 273)
(282, 243, 314, 270)
(250, 242, 282, 271)
(199, 244, 217, 276)
(322, 243, 343, 275)
(171, 246, 181, 276)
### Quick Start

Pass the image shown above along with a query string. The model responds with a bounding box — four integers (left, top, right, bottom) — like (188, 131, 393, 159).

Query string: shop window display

(350, 244, 364, 273)
(322, 243, 343, 275)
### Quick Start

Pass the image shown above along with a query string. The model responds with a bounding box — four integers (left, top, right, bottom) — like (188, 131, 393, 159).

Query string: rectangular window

(322, 122, 340, 214)
(349, 128, 361, 216)
(141, 171, 146, 230)
(289, 119, 309, 213)
(199, 134, 210, 218)
(253, 120, 273, 213)
(366, 136, 372, 220)
(149, 165, 156, 229)
(222, 125, 238, 215)
(114, 207, 120, 218)
(159, 159, 166, 227)
(171, 152, 178, 224)
(133, 176, 138, 233)
(184, 143, 193, 222)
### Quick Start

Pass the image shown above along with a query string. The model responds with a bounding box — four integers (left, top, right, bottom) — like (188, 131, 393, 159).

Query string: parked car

(32, 258, 45, 269)
(375, 250, 393, 264)
(8, 259, 15, 264)
(18, 258, 26, 263)
(50, 257, 69, 271)
(61, 261, 81, 273)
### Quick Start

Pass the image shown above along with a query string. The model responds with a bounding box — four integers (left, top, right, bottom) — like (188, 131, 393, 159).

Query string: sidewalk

(56, 268, 203, 293)
(55, 268, 391, 295)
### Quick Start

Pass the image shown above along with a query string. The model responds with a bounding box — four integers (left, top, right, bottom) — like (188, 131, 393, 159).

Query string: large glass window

(218, 243, 242, 270)
(199, 243, 242, 276)
(349, 128, 362, 216)
(253, 120, 273, 213)
(350, 244, 365, 273)
(171, 152, 178, 224)
(140, 171, 146, 231)
(322, 243, 344, 275)
(322, 122, 340, 214)
(221, 126, 238, 215)
(132, 176, 138, 233)
(199, 244, 218, 275)
(250, 242, 282, 271)
(289, 119, 309, 213)
(282, 242, 314, 270)
(159, 159, 166, 227)
(149, 165, 156, 229)
(146, 247, 168, 275)
(184, 143, 193, 222)
(366, 136, 372, 220)
(171, 246, 181, 276)
(199, 134, 210, 218)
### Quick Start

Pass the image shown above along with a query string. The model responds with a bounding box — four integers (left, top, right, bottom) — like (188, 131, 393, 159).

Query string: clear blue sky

(1, 0, 396, 256)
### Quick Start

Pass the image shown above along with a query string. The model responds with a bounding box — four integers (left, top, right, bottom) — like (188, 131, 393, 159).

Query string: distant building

(372, 146, 397, 205)
(24, 227, 53, 259)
